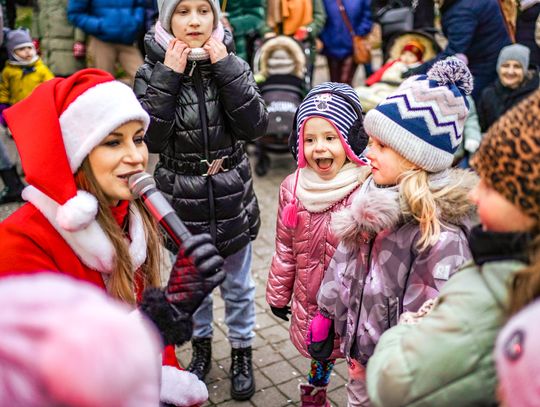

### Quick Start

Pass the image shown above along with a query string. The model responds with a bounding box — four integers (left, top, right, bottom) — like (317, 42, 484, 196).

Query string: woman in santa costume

(0, 68, 225, 407)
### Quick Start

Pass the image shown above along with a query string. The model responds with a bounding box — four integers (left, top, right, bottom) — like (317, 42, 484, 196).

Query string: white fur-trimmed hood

(332, 169, 478, 245)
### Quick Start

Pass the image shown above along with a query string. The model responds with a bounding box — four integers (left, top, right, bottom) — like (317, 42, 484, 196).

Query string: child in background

(267, 82, 369, 406)
(355, 39, 424, 111)
(312, 58, 477, 406)
(366, 89, 540, 407)
(134, 0, 268, 400)
(0, 28, 54, 124)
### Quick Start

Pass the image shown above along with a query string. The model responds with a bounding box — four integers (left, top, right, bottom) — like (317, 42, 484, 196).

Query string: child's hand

(164, 39, 191, 73)
(270, 305, 291, 321)
(203, 37, 228, 64)
(348, 359, 366, 381)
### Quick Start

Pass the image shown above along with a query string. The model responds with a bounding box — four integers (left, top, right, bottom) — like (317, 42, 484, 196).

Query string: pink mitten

(306, 312, 334, 361)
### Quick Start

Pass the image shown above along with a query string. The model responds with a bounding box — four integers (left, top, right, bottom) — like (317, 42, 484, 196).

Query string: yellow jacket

(0, 59, 54, 105)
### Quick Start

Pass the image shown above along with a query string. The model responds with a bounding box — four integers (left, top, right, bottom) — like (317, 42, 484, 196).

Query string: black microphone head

(128, 172, 156, 198)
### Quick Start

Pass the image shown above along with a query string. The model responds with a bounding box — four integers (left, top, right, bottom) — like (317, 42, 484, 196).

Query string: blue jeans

(192, 243, 256, 348)
(0, 139, 13, 170)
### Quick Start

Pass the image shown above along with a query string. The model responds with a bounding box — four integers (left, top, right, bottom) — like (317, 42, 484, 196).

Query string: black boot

(230, 346, 255, 400)
(187, 338, 212, 380)
(0, 166, 24, 204)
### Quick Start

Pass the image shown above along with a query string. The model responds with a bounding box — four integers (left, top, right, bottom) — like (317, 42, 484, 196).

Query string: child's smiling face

(468, 179, 535, 232)
(302, 117, 347, 180)
(366, 136, 415, 186)
(171, 0, 214, 48)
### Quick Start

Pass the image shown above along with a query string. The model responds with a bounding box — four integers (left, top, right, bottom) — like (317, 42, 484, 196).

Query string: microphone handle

(140, 189, 192, 249)
(160, 212, 192, 248)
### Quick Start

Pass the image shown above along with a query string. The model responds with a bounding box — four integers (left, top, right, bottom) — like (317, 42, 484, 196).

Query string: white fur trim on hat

(59, 81, 150, 173)
(160, 366, 208, 405)
(55, 190, 98, 232)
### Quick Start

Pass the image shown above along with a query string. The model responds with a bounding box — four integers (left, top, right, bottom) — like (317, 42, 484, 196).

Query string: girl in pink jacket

(266, 82, 369, 406)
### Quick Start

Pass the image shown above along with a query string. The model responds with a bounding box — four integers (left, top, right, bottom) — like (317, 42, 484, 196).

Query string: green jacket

(366, 258, 525, 407)
(33, 0, 86, 76)
(222, 0, 265, 61)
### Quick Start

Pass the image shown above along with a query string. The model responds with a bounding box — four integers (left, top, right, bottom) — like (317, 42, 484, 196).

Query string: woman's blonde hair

(75, 159, 162, 305)
(399, 168, 464, 252)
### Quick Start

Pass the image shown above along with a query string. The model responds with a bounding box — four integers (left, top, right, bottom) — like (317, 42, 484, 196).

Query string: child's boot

(300, 383, 331, 407)
(0, 165, 24, 204)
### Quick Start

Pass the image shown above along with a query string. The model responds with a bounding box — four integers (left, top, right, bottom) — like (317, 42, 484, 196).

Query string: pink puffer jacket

(266, 173, 361, 359)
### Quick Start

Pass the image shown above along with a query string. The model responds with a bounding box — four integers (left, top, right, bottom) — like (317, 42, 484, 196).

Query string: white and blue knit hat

(295, 82, 369, 168)
(364, 57, 473, 172)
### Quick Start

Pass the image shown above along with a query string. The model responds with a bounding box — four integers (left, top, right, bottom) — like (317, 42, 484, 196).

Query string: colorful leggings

(308, 358, 335, 387)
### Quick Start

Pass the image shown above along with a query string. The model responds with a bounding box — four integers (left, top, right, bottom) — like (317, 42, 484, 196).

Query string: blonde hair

(399, 168, 463, 252)
(75, 159, 162, 305)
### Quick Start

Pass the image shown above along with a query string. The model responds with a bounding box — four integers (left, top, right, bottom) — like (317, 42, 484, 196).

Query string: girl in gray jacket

(309, 58, 477, 406)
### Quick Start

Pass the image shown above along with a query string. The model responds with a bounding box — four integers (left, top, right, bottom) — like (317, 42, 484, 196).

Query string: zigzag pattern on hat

(379, 79, 467, 150)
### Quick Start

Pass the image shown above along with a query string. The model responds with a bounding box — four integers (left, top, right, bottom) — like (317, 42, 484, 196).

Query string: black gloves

(165, 233, 225, 314)
(270, 305, 291, 321)
(140, 233, 225, 346)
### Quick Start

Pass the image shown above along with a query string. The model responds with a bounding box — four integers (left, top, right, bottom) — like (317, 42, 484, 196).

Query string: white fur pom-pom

(56, 191, 98, 232)
(427, 57, 474, 96)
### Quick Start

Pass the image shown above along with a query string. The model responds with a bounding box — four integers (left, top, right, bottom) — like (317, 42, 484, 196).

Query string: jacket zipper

(348, 239, 374, 363)
(192, 63, 217, 242)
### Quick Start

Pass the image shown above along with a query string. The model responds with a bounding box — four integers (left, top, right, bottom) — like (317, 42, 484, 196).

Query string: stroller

(356, 30, 441, 112)
(251, 35, 310, 176)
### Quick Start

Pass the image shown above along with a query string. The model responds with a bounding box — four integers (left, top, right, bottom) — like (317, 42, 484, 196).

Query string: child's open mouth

(316, 158, 333, 170)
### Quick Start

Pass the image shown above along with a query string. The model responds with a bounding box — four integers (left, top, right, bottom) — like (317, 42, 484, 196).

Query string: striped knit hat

(364, 57, 473, 172)
(295, 82, 369, 168)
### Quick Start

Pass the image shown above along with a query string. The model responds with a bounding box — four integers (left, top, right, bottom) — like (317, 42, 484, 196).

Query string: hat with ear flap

(4, 68, 150, 232)
(283, 82, 369, 228)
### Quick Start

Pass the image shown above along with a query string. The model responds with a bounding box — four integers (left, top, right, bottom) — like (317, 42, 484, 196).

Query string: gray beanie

(497, 44, 530, 73)
(5, 29, 34, 61)
(158, 0, 220, 34)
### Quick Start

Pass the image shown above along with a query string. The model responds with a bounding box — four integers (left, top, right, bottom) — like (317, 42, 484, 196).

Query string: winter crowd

(0, 0, 539, 406)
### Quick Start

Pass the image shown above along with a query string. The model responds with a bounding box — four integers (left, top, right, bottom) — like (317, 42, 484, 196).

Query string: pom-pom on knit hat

(158, 0, 221, 33)
(0, 273, 162, 407)
(3, 68, 150, 232)
(495, 299, 540, 407)
(364, 57, 473, 172)
(471, 89, 540, 223)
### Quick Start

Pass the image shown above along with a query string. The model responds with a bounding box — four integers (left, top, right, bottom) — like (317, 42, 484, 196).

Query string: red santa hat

(4, 68, 150, 232)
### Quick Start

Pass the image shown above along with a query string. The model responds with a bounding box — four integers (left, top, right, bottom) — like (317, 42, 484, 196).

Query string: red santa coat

(0, 193, 208, 407)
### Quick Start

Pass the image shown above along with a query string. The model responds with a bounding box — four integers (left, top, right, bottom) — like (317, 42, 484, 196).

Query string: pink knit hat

(0, 273, 162, 407)
(496, 299, 540, 407)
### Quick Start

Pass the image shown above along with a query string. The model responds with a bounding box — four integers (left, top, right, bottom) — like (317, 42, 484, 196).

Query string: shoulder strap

(336, 0, 356, 36)
(221, 0, 227, 12)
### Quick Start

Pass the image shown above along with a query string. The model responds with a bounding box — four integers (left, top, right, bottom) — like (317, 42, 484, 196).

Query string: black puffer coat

(134, 31, 268, 257)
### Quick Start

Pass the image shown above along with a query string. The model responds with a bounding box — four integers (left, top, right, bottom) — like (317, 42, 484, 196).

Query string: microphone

(128, 172, 191, 249)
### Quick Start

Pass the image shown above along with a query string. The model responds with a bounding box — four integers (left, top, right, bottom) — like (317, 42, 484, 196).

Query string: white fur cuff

(160, 366, 208, 406)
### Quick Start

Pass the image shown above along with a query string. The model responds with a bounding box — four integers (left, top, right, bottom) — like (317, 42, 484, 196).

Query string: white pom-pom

(56, 191, 98, 232)
(427, 57, 473, 96)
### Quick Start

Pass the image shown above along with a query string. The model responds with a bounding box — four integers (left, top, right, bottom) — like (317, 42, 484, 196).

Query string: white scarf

(296, 163, 364, 212)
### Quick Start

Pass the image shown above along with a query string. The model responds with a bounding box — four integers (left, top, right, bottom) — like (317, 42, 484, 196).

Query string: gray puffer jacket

(317, 170, 477, 365)
(134, 30, 268, 257)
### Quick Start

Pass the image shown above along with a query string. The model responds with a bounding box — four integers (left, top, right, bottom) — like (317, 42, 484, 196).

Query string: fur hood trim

(259, 35, 306, 78)
(332, 169, 478, 244)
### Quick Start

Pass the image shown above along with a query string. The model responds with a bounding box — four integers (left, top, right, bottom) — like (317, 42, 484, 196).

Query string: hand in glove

(165, 233, 225, 314)
(270, 305, 291, 321)
(306, 312, 335, 361)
